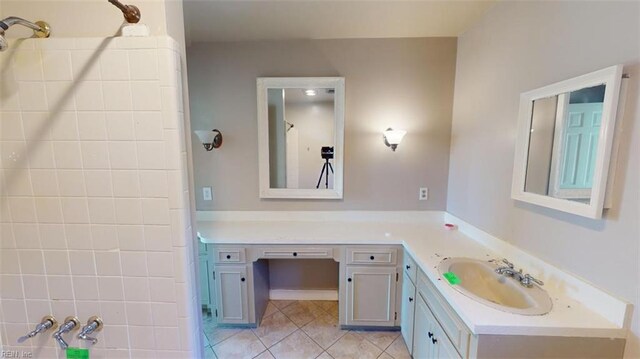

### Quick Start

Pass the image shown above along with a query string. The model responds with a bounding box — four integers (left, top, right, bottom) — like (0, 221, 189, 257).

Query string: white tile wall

(0, 37, 197, 358)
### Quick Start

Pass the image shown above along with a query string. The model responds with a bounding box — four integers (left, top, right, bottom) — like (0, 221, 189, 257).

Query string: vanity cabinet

(213, 264, 250, 324)
(400, 270, 416, 352)
(401, 250, 417, 354)
(403, 264, 625, 359)
(199, 242, 212, 312)
(343, 247, 400, 327)
(345, 265, 398, 326)
(413, 290, 461, 359)
(211, 246, 252, 325)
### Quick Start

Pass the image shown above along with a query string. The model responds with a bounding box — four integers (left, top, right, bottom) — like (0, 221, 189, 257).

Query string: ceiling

(184, 0, 497, 43)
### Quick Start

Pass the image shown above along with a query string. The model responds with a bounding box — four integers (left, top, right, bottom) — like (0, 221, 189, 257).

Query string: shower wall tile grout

(0, 36, 198, 358)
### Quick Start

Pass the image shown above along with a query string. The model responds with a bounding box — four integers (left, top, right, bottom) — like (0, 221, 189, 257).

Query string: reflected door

(559, 103, 602, 190)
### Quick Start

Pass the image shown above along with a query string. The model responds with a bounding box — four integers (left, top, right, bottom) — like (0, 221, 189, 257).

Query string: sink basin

(438, 257, 552, 315)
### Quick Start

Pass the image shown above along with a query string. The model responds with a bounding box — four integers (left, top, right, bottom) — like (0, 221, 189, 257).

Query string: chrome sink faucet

(495, 258, 544, 287)
(495, 259, 518, 276)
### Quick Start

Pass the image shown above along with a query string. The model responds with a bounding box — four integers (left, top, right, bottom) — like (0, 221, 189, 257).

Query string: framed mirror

(512, 65, 623, 219)
(257, 77, 345, 199)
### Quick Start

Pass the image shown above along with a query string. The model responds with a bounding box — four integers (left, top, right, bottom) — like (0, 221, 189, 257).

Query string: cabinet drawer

(258, 247, 333, 259)
(403, 252, 417, 283)
(346, 247, 397, 265)
(214, 247, 246, 263)
(417, 270, 470, 358)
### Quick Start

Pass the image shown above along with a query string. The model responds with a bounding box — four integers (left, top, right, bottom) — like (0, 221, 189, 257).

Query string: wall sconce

(383, 128, 406, 151)
(194, 130, 223, 151)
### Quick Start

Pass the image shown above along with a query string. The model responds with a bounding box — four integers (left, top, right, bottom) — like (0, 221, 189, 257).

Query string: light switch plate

(419, 187, 428, 201)
(203, 187, 213, 201)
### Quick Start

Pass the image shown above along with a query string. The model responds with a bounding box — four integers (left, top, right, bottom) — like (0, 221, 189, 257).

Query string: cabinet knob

(428, 332, 433, 338)
(293, 252, 298, 257)
(370, 255, 375, 260)
(409, 297, 413, 302)
(432, 337, 437, 344)
(241, 277, 246, 282)
(347, 278, 352, 282)
(226, 255, 231, 259)
(406, 265, 411, 270)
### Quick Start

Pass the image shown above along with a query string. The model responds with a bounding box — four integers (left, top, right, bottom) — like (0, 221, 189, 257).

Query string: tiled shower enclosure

(0, 36, 200, 358)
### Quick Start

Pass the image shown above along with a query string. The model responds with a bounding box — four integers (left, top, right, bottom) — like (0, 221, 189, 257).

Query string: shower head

(0, 17, 51, 52)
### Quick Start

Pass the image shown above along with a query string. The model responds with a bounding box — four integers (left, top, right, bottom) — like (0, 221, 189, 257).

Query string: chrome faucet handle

(52, 316, 80, 350)
(501, 258, 514, 269)
(17, 315, 57, 343)
(77, 316, 103, 345)
(521, 274, 544, 287)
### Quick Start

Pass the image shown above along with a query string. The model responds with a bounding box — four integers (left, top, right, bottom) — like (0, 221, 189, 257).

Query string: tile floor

(202, 300, 411, 359)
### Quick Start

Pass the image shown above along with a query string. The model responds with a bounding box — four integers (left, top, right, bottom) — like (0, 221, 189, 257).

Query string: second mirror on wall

(257, 77, 345, 199)
(512, 65, 624, 219)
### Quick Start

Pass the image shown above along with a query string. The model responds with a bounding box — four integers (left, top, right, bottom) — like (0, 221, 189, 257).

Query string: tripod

(316, 158, 334, 189)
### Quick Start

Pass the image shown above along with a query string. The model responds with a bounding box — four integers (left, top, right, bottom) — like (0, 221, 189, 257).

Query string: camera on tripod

(321, 146, 334, 160)
(317, 146, 335, 189)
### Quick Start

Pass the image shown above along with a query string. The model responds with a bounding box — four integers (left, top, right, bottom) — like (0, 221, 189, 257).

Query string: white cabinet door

(413, 293, 436, 359)
(199, 256, 211, 310)
(214, 265, 249, 324)
(413, 293, 462, 359)
(400, 271, 416, 354)
(433, 324, 462, 359)
(345, 266, 397, 327)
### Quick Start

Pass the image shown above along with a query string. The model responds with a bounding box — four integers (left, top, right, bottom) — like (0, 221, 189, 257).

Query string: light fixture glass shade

(383, 129, 407, 145)
(194, 129, 223, 151)
(194, 130, 216, 145)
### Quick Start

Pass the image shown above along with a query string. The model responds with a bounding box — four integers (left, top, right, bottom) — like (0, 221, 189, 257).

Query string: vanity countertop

(196, 211, 629, 339)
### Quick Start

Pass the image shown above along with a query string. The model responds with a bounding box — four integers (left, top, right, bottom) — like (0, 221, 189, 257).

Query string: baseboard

(269, 289, 338, 301)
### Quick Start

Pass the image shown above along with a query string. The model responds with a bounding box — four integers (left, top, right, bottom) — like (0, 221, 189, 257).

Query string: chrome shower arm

(0, 17, 50, 39)
(0, 17, 42, 32)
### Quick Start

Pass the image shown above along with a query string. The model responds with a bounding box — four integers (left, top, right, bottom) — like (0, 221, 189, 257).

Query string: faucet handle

(52, 316, 80, 350)
(17, 315, 57, 343)
(522, 274, 544, 287)
(78, 316, 103, 345)
(501, 258, 514, 269)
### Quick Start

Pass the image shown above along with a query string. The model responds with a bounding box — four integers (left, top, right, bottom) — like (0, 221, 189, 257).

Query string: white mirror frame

(257, 77, 345, 199)
(512, 65, 623, 219)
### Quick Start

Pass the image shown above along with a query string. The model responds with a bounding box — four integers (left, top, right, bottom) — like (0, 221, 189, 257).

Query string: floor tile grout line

(260, 326, 303, 351)
(207, 300, 377, 359)
(208, 328, 244, 349)
(305, 323, 350, 352)
(251, 348, 269, 359)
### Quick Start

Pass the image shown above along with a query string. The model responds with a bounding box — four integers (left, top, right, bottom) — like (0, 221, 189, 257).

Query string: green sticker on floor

(443, 272, 461, 285)
(66, 348, 89, 359)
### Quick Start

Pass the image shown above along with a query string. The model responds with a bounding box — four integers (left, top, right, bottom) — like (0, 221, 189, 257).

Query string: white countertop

(196, 211, 629, 339)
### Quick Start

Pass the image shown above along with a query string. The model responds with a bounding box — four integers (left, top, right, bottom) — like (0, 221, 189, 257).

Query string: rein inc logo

(1, 351, 33, 358)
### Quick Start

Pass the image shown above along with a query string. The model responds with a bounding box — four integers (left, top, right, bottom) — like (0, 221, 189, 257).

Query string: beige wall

(448, 1, 640, 357)
(286, 101, 335, 189)
(188, 38, 457, 210)
(268, 260, 338, 290)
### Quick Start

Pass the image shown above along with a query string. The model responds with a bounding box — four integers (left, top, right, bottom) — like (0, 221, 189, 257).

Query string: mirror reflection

(267, 88, 336, 189)
(525, 84, 606, 203)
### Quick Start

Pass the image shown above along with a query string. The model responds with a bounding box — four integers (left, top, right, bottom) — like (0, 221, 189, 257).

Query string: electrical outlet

(203, 187, 213, 201)
(419, 187, 428, 201)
